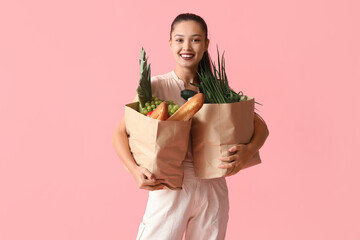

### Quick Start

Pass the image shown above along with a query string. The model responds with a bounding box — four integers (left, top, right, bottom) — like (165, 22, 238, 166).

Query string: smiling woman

(168, 14, 211, 90)
(170, 25, 208, 65)
(111, 13, 269, 240)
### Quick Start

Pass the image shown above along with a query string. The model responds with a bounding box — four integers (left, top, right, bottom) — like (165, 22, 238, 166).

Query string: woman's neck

(174, 66, 199, 86)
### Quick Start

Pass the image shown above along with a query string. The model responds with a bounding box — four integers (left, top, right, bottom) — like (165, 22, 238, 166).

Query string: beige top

(151, 71, 189, 106)
(151, 70, 198, 162)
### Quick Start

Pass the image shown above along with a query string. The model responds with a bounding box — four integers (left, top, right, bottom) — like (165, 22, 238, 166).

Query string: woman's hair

(170, 13, 212, 74)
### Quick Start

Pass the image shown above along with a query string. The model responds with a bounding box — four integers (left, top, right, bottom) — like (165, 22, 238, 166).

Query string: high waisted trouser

(136, 161, 230, 240)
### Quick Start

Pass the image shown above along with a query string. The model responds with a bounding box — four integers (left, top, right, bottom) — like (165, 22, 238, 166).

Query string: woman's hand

(112, 116, 167, 191)
(130, 165, 167, 191)
(218, 112, 269, 176)
(218, 144, 256, 176)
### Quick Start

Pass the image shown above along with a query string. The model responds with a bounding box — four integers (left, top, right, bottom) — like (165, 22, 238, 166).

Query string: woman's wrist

(246, 142, 258, 159)
(126, 161, 139, 174)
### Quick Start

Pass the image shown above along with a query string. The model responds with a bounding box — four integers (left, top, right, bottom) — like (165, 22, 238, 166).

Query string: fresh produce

(137, 48, 152, 111)
(192, 46, 262, 108)
(167, 93, 205, 121)
(181, 89, 198, 101)
(146, 111, 154, 117)
(139, 96, 179, 116)
(137, 48, 180, 116)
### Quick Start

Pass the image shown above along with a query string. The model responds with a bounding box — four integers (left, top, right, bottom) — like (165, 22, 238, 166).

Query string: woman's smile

(180, 53, 195, 60)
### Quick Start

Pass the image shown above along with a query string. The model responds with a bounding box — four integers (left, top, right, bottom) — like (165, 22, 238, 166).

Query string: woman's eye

(175, 39, 183, 42)
(192, 39, 200, 42)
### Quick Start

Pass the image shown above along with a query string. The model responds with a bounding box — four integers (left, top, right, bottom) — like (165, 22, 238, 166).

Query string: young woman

(112, 13, 269, 240)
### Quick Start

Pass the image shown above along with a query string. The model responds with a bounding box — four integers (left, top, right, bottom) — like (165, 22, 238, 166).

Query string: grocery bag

(125, 101, 192, 190)
(191, 97, 262, 179)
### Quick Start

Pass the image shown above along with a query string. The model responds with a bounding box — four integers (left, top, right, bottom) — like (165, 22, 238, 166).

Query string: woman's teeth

(180, 54, 194, 60)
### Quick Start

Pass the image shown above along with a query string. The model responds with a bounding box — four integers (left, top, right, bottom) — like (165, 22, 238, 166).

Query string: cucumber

(181, 89, 198, 101)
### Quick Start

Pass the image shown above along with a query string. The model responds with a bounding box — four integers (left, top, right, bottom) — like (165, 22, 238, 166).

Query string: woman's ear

(169, 39, 172, 47)
(205, 39, 209, 51)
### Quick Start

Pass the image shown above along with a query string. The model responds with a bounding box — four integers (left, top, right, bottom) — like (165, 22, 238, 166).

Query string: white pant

(136, 161, 229, 240)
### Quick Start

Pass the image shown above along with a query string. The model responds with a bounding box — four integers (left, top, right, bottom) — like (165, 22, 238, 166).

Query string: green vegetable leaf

(137, 48, 152, 111)
(197, 45, 262, 106)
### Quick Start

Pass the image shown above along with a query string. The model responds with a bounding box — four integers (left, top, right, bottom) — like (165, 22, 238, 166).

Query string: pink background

(1, 0, 359, 239)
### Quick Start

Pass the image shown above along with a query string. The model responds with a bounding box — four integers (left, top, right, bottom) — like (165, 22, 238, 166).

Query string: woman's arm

(219, 112, 269, 169)
(112, 115, 165, 190)
(247, 112, 270, 156)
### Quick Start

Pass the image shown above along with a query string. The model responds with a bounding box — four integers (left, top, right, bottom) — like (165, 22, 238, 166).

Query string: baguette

(149, 102, 169, 120)
(167, 93, 204, 121)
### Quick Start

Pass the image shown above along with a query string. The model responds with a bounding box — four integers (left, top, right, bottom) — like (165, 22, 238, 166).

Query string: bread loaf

(149, 102, 169, 120)
(167, 93, 204, 121)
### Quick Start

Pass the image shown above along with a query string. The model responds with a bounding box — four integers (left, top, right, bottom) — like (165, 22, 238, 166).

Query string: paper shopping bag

(125, 102, 192, 190)
(191, 97, 262, 179)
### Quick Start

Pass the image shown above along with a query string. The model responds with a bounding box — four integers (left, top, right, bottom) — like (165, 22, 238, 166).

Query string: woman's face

(169, 20, 209, 71)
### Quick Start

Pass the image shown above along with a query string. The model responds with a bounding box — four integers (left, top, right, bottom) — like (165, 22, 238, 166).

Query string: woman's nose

(182, 40, 192, 51)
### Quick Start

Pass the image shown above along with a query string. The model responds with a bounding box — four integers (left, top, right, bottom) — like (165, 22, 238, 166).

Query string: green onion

(194, 45, 261, 106)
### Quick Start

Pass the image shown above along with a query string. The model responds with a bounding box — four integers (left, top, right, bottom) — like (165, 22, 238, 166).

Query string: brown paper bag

(191, 97, 262, 179)
(125, 102, 192, 190)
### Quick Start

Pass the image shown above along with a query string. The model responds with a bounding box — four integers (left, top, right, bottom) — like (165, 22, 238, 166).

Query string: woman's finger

(229, 144, 246, 153)
(218, 161, 236, 169)
(141, 184, 166, 191)
(219, 155, 238, 162)
(142, 178, 163, 186)
(140, 168, 156, 182)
